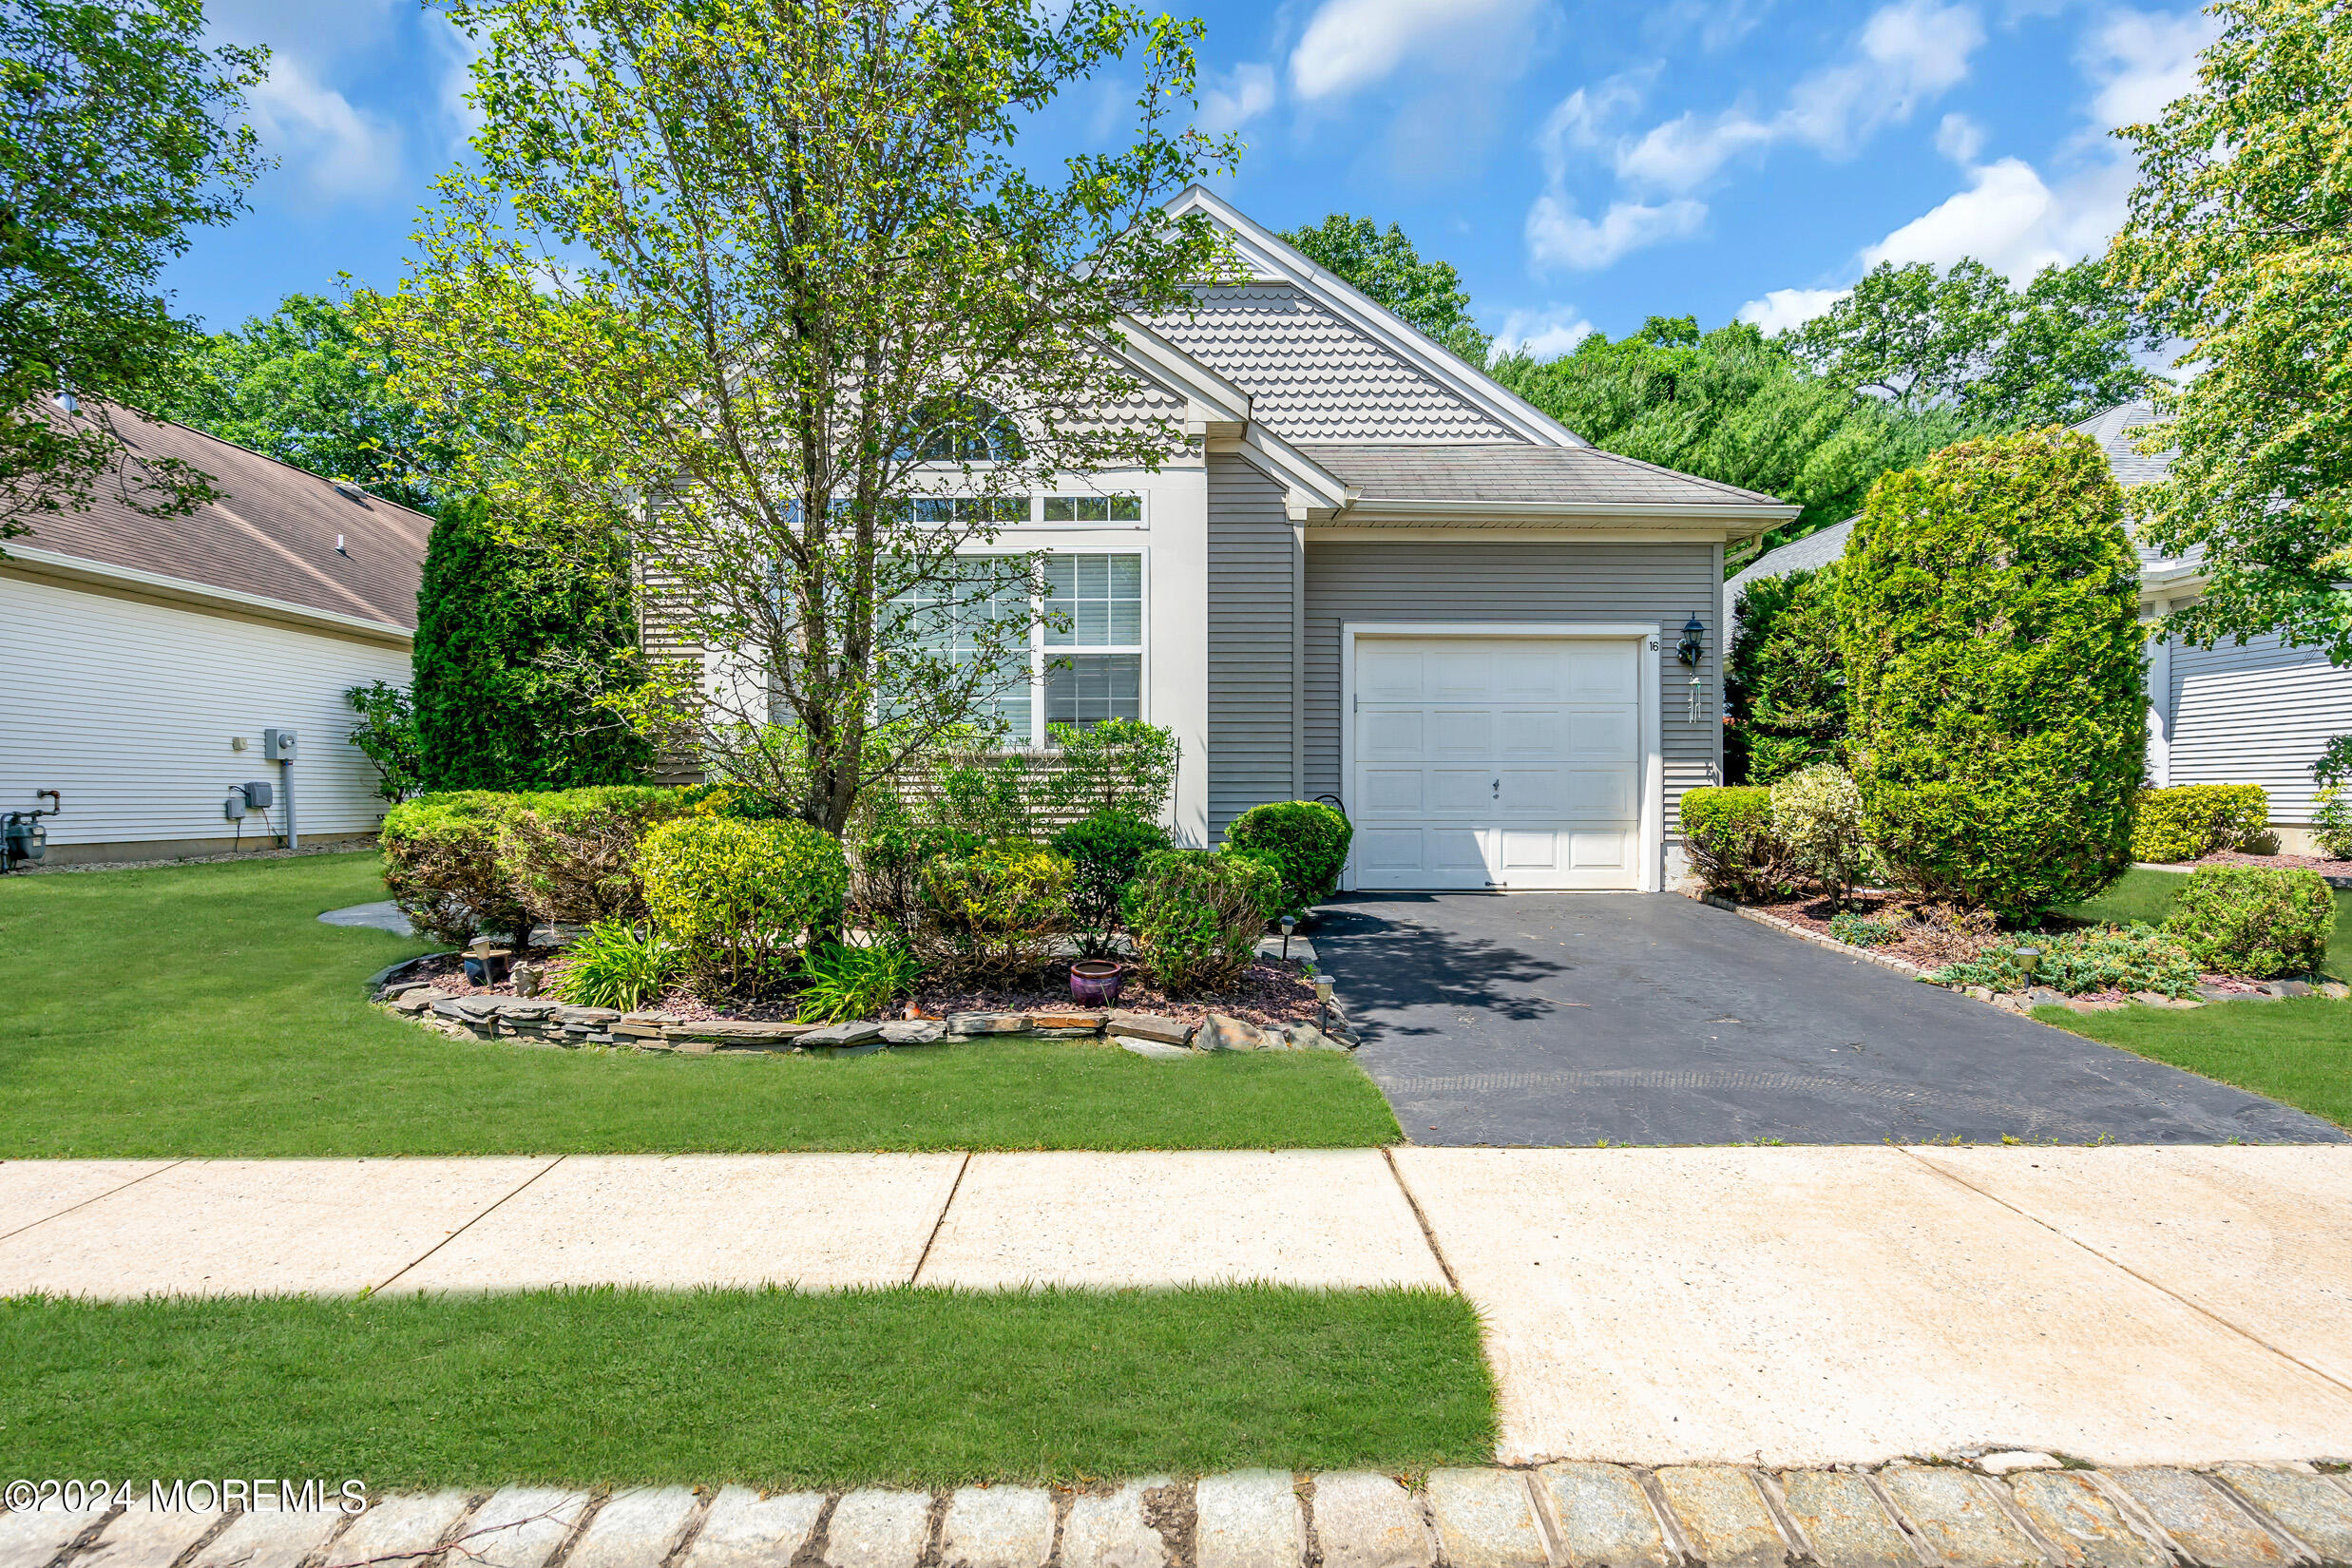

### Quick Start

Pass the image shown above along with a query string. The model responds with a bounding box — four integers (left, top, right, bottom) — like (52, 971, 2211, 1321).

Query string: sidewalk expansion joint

(371, 1154, 567, 1295)
(0, 1157, 188, 1245)
(1381, 1146, 1463, 1294)
(1894, 1145, 2352, 1403)
(909, 1151, 971, 1286)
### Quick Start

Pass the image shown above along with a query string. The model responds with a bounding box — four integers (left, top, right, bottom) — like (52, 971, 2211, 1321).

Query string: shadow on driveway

(1311, 891, 2345, 1148)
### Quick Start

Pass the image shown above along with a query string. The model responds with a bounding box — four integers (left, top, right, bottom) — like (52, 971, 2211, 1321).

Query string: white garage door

(1350, 635, 1646, 890)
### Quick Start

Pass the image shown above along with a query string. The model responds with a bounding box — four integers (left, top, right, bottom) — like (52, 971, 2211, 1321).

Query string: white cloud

(1737, 287, 1850, 335)
(2082, 7, 2216, 129)
(1493, 305, 1597, 358)
(1198, 62, 1276, 135)
(1597, 0, 1985, 193)
(1934, 111, 1985, 164)
(1525, 192, 1707, 272)
(247, 53, 404, 201)
(1289, 0, 1539, 101)
(1864, 153, 2130, 281)
(430, 15, 487, 152)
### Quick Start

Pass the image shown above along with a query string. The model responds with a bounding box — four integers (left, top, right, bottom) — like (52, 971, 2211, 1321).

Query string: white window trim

(1031, 488, 1150, 530)
(953, 545, 1152, 747)
(1337, 621, 1664, 894)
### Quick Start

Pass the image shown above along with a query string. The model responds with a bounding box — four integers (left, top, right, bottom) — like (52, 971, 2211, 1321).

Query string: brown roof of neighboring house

(1297, 441, 1790, 508)
(18, 403, 430, 632)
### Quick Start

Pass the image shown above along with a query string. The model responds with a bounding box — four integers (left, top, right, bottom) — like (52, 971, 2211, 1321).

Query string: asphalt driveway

(1313, 891, 2345, 1146)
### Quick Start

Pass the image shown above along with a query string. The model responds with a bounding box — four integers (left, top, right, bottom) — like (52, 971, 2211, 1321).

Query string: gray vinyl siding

(2167, 633, 2352, 823)
(1303, 540, 1724, 834)
(1206, 452, 1300, 835)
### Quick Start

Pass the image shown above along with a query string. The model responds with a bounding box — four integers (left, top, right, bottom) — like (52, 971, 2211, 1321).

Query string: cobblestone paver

(12, 1461, 2352, 1568)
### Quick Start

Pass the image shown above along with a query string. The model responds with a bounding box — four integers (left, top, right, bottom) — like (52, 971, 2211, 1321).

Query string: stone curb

(21, 1461, 2352, 1568)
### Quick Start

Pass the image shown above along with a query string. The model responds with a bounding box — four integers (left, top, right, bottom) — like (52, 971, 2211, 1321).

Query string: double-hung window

(1042, 553, 1143, 732)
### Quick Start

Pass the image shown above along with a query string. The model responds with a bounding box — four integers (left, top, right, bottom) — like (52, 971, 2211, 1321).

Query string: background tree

(1278, 213, 1489, 362)
(155, 292, 446, 509)
(1837, 429, 2146, 922)
(412, 496, 652, 792)
(1492, 316, 1963, 562)
(2111, 0, 2352, 662)
(1726, 564, 1846, 785)
(369, 0, 1237, 833)
(1788, 257, 2163, 430)
(0, 0, 265, 547)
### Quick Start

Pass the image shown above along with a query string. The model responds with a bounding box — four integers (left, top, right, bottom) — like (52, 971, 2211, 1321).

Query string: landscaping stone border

(23, 1458, 2352, 1568)
(371, 958, 1360, 1061)
(1692, 891, 2350, 1017)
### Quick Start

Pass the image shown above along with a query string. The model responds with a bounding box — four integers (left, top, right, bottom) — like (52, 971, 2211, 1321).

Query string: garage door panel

(1350, 634, 1647, 891)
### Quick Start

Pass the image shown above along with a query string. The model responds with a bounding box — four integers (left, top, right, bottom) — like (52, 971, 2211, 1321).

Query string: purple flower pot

(1070, 960, 1125, 1005)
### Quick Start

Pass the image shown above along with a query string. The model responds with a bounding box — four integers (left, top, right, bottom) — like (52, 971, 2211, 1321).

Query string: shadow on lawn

(1307, 893, 1570, 1035)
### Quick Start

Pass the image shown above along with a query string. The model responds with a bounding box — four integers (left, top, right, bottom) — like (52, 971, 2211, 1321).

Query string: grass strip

(0, 1284, 1494, 1489)
(2033, 996, 2352, 1129)
(0, 854, 1399, 1156)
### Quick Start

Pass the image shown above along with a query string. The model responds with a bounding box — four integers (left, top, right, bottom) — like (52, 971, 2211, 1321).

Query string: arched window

(906, 396, 1023, 463)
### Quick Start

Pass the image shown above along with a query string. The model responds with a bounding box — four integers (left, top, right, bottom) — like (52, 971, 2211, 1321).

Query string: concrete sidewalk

(6, 1146, 2352, 1466)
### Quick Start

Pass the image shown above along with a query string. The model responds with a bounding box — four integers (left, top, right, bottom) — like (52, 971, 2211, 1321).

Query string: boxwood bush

(638, 815, 849, 998)
(1678, 787, 1787, 900)
(380, 791, 532, 946)
(917, 841, 1074, 981)
(2130, 784, 2269, 864)
(1223, 800, 1351, 921)
(499, 785, 684, 926)
(1051, 812, 1171, 957)
(2162, 865, 2335, 979)
(1122, 850, 1280, 994)
(1837, 429, 2145, 921)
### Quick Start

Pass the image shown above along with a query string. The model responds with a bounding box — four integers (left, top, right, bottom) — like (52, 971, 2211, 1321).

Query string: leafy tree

(0, 0, 266, 548)
(1727, 563, 1846, 786)
(368, 0, 1237, 833)
(2111, 0, 2352, 662)
(1278, 213, 1488, 362)
(411, 497, 652, 792)
(1492, 316, 1965, 556)
(155, 292, 446, 509)
(1788, 257, 2162, 430)
(344, 680, 424, 802)
(1837, 429, 2146, 922)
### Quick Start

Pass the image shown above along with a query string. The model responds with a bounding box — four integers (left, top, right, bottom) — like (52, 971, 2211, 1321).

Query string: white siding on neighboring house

(2160, 630, 2352, 824)
(0, 574, 410, 849)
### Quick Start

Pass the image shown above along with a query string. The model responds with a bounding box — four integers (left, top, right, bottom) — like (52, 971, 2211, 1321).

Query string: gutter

(1341, 496, 1802, 527)
(1, 545, 414, 647)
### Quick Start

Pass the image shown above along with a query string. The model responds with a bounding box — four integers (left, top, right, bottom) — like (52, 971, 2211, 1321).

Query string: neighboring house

(0, 404, 430, 866)
(666, 188, 1799, 890)
(1723, 398, 2352, 853)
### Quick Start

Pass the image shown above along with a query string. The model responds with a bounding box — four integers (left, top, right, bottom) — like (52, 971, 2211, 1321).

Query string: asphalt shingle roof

(21, 404, 430, 631)
(1299, 442, 1788, 508)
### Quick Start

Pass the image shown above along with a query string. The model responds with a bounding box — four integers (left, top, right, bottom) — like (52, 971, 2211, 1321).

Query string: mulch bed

(401, 949, 1317, 1032)
(2182, 849, 2352, 879)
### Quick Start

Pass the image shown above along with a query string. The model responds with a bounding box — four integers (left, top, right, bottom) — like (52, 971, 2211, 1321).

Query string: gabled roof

(1302, 443, 1788, 510)
(12, 403, 430, 633)
(1155, 186, 1588, 449)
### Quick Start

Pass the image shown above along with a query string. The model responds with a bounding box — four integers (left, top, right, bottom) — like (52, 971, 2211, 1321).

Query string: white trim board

(1338, 621, 1666, 894)
(1, 545, 414, 647)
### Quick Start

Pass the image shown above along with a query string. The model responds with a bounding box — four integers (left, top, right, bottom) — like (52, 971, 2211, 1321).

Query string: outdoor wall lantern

(1677, 613, 1707, 668)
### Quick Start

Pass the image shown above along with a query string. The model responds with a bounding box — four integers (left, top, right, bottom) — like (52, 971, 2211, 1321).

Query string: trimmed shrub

(1037, 719, 1181, 824)
(1933, 924, 2200, 997)
(917, 841, 1074, 981)
(2131, 784, 2270, 864)
(1727, 563, 1846, 786)
(380, 791, 531, 946)
(1770, 764, 1865, 899)
(1122, 850, 1281, 995)
(639, 816, 849, 998)
(1223, 801, 1352, 921)
(549, 920, 680, 1011)
(1838, 429, 2146, 921)
(499, 785, 684, 926)
(2163, 866, 2335, 979)
(794, 938, 925, 1023)
(1678, 787, 1788, 900)
(1051, 812, 1173, 957)
(2314, 782, 2352, 861)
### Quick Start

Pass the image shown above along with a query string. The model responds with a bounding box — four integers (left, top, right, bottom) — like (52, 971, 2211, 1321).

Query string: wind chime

(1677, 612, 1708, 726)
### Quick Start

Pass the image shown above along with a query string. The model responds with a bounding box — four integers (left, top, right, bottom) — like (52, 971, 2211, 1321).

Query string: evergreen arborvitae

(411, 498, 651, 791)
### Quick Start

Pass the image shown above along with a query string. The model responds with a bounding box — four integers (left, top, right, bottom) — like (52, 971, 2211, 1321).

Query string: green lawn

(2037, 868, 2352, 1129)
(0, 1284, 1494, 1489)
(0, 853, 1399, 1156)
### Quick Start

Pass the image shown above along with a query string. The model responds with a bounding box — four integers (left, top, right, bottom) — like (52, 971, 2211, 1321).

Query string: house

(705, 187, 1797, 890)
(1722, 398, 2352, 854)
(0, 404, 430, 866)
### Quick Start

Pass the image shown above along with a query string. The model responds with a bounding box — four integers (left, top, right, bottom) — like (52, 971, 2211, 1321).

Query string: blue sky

(165, 0, 2215, 355)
